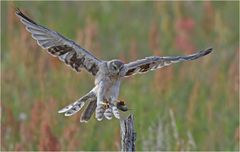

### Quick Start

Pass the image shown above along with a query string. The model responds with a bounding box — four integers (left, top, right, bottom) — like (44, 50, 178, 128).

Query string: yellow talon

(102, 102, 110, 109)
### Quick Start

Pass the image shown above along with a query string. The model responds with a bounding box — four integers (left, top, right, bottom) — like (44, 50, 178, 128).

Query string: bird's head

(108, 59, 124, 74)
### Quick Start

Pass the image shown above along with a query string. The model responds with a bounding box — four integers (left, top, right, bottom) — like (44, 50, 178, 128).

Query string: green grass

(1, 1, 239, 151)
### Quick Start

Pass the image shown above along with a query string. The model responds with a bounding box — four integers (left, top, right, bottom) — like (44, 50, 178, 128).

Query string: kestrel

(16, 9, 213, 122)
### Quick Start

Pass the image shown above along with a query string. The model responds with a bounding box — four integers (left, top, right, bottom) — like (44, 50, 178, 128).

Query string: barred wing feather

(124, 48, 213, 77)
(16, 9, 101, 76)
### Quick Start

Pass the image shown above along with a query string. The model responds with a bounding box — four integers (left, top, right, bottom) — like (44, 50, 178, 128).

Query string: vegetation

(1, 1, 239, 151)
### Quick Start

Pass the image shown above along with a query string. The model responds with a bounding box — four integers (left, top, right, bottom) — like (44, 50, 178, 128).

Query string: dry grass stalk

(187, 82, 200, 125)
(39, 122, 60, 151)
(148, 20, 160, 52)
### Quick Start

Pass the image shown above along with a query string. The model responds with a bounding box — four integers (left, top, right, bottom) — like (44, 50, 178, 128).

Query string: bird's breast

(104, 80, 121, 102)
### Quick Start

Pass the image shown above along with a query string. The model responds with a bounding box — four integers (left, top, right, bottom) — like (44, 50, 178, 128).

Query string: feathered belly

(103, 81, 120, 103)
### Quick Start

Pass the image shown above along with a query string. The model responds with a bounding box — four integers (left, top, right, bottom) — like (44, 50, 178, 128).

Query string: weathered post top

(120, 114, 136, 151)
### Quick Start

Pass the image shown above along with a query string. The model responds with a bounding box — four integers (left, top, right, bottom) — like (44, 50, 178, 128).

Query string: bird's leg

(95, 81, 106, 121)
(96, 81, 105, 106)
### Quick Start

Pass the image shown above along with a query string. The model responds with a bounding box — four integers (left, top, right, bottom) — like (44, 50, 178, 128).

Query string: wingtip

(58, 107, 69, 113)
(58, 110, 64, 114)
(203, 47, 213, 56)
(200, 47, 213, 56)
(15, 8, 37, 25)
(64, 113, 72, 117)
(15, 7, 22, 16)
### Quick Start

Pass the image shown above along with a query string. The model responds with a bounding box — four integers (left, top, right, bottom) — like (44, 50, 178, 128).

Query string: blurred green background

(1, 1, 239, 151)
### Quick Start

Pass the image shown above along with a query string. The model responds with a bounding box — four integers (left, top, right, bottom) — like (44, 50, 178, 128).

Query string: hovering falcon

(16, 9, 213, 122)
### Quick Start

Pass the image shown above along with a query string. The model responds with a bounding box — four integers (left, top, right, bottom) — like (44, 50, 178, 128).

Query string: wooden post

(120, 114, 136, 151)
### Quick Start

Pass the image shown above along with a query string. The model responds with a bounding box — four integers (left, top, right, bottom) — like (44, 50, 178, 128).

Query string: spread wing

(124, 48, 213, 77)
(16, 9, 101, 76)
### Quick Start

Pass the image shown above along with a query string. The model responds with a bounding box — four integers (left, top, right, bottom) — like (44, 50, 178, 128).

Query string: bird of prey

(16, 9, 213, 122)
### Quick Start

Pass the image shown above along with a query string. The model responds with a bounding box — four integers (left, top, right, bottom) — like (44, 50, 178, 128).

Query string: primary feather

(16, 8, 101, 75)
(124, 48, 213, 76)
